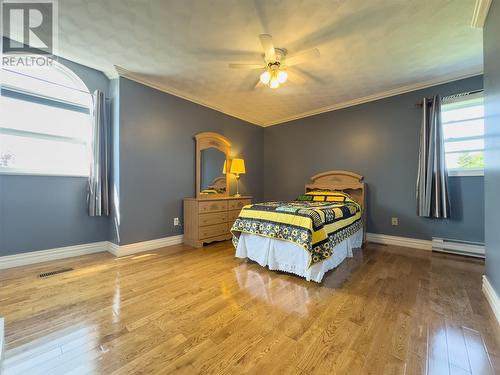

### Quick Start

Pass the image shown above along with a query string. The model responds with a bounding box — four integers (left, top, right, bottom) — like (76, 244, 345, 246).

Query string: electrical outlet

(174, 217, 180, 226)
(391, 217, 399, 226)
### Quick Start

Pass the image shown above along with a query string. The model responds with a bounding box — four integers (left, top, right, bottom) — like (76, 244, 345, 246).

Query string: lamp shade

(222, 159, 231, 174)
(229, 158, 246, 174)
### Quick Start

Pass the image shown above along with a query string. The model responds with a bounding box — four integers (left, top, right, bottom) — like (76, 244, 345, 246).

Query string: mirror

(195, 132, 231, 198)
(200, 147, 226, 194)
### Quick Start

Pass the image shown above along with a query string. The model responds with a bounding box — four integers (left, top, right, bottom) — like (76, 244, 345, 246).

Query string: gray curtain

(416, 95, 450, 218)
(87, 90, 109, 216)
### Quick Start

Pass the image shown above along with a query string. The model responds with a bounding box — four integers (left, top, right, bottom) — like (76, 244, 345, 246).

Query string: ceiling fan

(228, 34, 320, 89)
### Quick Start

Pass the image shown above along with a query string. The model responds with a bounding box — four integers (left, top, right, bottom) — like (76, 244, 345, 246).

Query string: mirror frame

(195, 132, 231, 199)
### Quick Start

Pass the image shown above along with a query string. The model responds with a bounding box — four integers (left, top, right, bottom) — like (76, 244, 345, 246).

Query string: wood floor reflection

(0, 241, 499, 374)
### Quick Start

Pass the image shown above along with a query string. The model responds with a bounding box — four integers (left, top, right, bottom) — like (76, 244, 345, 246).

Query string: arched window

(0, 61, 93, 176)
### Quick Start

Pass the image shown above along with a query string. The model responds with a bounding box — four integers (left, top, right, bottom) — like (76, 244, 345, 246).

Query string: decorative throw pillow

(296, 194, 314, 201)
(296, 190, 351, 202)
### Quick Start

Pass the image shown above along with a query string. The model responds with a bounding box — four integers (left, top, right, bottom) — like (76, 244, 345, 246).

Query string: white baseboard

(366, 233, 432, 251)
(0, 317, 4, 375)
(108, 235, 184, 257)
(0, 235, 184, 269)
(482, 275, 500, 326)
(366, 233, 486, 256)
(0, 242, 109, 270)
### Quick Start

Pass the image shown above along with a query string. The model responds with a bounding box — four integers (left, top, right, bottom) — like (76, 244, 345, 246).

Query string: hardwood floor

(0, 241, 499, 374)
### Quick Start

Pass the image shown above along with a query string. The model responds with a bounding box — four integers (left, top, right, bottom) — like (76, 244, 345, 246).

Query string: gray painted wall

(0, 61, 487, 255)
(117, 77, 264, 245)
(0, 58, 110, 256)
(484, 1, 500, 295)
(263, 76, 485, 242)
(0, 176, 109, 255)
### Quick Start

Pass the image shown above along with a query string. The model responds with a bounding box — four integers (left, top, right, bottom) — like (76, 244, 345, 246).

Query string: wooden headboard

(208, 176, 227, 191)
(305, 170, 366, 211)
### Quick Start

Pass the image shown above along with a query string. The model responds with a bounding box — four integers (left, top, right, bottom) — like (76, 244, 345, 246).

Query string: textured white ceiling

(57, 0, 483, 126)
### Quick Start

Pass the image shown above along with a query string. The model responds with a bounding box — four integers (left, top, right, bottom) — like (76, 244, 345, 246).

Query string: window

(0, 62, 93, 176)
(442, 92, 484, 177)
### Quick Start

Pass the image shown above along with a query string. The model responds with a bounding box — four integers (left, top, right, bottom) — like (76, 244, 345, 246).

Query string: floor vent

(38, 268, 74, 278)
(432, 238, 485, 258)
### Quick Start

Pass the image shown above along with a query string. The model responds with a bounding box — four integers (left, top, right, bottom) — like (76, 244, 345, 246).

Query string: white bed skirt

(235, 228, 363, 283)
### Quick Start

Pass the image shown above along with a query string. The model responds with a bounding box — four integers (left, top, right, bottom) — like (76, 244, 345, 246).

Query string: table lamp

(229, 158, 245, 197)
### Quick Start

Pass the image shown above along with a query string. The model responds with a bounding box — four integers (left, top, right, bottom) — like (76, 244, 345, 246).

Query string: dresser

(183, 196, 252, 248)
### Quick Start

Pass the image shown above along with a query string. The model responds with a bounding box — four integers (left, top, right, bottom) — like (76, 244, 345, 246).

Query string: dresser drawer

(228, 199, 251, 210)
(199, 223, 228, 240)
(199, 211, 227, 227)
(198, 200, 228, 214)
(227, 209, 241, 223)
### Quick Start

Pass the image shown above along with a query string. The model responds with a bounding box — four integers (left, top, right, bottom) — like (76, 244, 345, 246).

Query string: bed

(231, 171, 366, 282)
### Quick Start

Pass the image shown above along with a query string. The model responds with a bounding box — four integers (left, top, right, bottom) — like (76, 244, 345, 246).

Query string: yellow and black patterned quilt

(231, 198, 362, 267)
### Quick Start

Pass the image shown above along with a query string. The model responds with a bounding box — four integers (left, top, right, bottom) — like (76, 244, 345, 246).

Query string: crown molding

(113, 66, 264, 127)
(114, 66, 483, 128)
(471, 0, 492, 28)
(262, 69, 483, 127)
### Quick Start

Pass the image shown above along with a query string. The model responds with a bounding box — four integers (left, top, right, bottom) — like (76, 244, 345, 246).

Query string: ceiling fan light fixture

(277, 70, 288, 84)
(260, 71, 271, 84)
(269, 77, 280, 89)
(229, 33, 321, 91)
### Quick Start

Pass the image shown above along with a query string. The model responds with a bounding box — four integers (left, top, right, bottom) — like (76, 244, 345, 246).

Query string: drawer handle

(201, 216, 226, 224)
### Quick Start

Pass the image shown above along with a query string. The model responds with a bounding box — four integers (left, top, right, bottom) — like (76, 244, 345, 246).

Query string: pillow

(200, 189, 218, 195)
(296, 190, 351, 202)
(296, 194, 314, 201)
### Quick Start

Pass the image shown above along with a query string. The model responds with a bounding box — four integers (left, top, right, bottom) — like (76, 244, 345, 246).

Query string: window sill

(447, 169, 484, 177)
(0, 168, 89, 178)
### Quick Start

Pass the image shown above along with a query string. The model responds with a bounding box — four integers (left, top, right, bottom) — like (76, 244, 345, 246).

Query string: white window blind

(0, 63, 93, 176)
(441, 91, 484, 176)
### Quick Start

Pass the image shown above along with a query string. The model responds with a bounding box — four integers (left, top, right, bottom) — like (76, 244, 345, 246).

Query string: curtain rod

(442, 89, 483, 100)
(1, 67, 108, 98)
(415, 89, 483, 107)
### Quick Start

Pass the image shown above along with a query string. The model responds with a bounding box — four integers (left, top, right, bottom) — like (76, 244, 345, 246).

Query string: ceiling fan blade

(253, 78, 263, 89)
(229, 63, 265, 69)
(288, 66, 324, 84)
(237, 73, 263, 91)
(285, 48, 320, 67)
(287, 69, 307, 84)
(259, 34, 276, 62)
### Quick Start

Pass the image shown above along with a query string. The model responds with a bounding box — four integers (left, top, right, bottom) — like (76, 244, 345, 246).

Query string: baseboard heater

(432, 237, 485, 258)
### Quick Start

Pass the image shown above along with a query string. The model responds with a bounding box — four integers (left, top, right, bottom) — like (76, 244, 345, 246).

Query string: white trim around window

(447, 168, 484, 177)
(0, 167, 89, 178)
